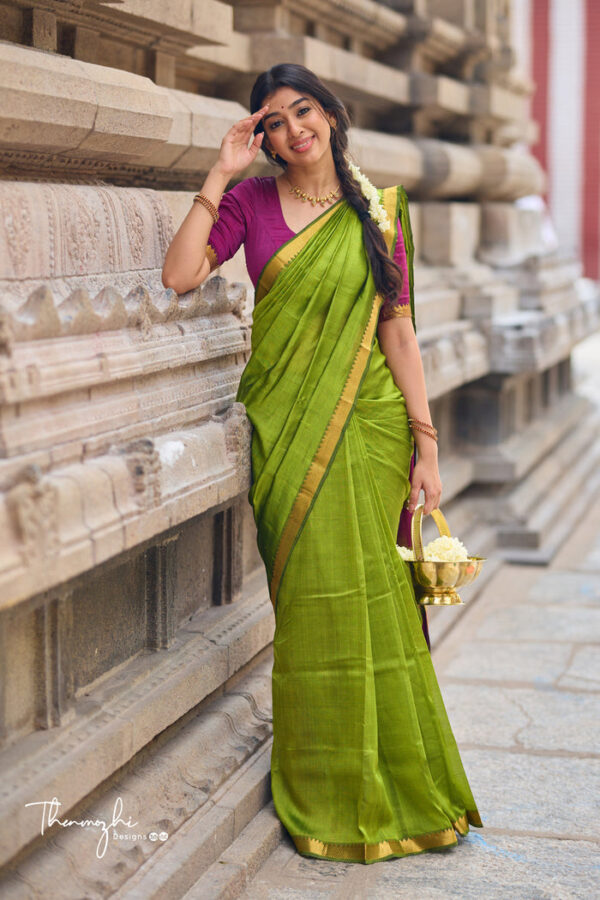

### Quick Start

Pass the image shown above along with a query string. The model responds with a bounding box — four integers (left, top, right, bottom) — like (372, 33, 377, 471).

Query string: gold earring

(269, 149, 277, 159)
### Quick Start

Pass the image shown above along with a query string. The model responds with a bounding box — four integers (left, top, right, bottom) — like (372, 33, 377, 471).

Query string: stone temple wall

(0, 1, 599, 894)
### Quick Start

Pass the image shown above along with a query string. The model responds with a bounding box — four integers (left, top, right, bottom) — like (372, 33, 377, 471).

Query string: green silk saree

(236, 186, 483, 863)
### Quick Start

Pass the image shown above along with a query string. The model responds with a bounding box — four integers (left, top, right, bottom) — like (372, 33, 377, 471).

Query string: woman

(162, 63, 483, 864)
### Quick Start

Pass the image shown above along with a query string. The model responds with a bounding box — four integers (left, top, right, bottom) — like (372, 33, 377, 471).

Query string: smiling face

(260, 86, 335, 166)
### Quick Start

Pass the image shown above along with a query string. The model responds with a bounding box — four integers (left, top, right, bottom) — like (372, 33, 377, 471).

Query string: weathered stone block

(420, 202, 481, 266)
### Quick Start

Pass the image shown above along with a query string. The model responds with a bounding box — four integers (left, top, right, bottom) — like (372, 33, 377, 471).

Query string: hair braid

(250, 63, 404, 304)
(329, 135, 404, 303)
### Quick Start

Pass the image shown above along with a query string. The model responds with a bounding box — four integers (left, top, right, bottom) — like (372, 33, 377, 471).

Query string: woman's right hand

(214, 106, 270, 178)
(406, 454, 442, 517)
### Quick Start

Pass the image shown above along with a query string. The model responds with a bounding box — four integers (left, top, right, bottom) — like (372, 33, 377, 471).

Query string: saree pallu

(236, 187, 483, 863)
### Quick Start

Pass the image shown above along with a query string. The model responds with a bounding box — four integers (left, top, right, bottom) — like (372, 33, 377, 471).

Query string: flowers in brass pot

(397, 535, 469, 562)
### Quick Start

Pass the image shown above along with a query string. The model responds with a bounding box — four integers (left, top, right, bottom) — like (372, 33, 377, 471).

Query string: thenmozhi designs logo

(25, 796, 169, 859)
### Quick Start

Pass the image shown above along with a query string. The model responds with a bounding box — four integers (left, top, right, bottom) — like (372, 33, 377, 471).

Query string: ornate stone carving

(116, 438, 162, 509)
(212, 402, 253, 481)
(1, 279, 247, 343)
(6, 464, 60, 565)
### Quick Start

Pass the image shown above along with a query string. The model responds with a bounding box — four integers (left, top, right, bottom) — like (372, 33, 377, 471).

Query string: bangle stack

(408, 417, 438, 442)
(193, 193, 219, 224)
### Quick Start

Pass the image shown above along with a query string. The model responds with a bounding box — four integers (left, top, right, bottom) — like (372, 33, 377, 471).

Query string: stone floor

(236, 330, 600, 899)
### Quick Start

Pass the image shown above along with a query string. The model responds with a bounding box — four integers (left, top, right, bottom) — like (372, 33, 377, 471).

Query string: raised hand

(216, 106, 270, 178)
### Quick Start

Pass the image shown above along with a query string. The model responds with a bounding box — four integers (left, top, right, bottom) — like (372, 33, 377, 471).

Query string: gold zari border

(292, 809, 483, 863)
(205, 243, 218, 271)
(380, 302, 412, 320)
(268, 187, 399, 608)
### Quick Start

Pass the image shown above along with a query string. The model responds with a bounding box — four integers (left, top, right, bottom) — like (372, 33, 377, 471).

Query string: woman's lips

(290, 135, 315, 152)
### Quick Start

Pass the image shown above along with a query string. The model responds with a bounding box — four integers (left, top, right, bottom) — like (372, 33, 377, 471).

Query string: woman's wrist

(414, 433, 438, 460)
(193, 165, 231, 216)
(209, 161, 236, 182)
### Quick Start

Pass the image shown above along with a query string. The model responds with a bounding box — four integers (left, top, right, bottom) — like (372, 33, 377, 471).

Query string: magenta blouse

(206, 176, 411, 322)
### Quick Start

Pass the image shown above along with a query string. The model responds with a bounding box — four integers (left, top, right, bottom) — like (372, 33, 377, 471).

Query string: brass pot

(407, 503, 486, 606)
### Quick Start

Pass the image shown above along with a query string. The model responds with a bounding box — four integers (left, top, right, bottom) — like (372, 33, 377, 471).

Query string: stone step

(466, 391, 591, 483)
(497, 408, 600, 522)
(181, 801, 282, 900)
(0, 570, 274, 888)
(114, 737, 275, 900)
(496, 415, 600, 563)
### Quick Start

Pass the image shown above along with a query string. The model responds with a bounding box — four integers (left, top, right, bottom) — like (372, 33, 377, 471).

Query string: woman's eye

(268, 107, 311, 129)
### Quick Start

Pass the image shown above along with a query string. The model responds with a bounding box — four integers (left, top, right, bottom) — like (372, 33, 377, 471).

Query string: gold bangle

(408, 418, 437, 437)
(408, 422, 437, 435)
(193, 193, 219, 224)
(412, 429, 438, 443)
(409, 425, 437, 435)
(409, 422, 438, 442)
(408, 416, 437, 431)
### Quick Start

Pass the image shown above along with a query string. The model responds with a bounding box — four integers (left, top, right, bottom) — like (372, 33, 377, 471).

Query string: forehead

(263, 86, 317, 107)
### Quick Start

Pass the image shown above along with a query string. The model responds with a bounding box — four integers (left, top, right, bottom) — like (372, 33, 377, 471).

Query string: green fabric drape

(236, 186, 483, 863)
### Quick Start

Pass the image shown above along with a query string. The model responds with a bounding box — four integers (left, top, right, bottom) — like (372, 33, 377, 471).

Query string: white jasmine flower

(396, 535, 470, 562)
(424, 536, 469, 562)
(347, 161, 391, 233)
(397, 545, 416, 561)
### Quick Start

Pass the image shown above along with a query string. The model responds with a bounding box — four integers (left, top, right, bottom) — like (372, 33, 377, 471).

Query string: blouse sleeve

(378, 214, 412, 322)
(205, 179, 254, 272)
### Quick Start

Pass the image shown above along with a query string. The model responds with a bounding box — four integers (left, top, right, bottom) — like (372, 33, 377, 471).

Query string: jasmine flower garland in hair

(347, 160, 391, 233)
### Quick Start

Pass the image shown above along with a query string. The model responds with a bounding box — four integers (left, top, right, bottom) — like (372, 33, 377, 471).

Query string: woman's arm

(161, 164, 230, 294)
(161, 104, 269, 295)
(378, 315, 442, 515)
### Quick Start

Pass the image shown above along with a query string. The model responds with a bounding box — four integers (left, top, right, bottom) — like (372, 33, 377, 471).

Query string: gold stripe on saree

(292, 809, 483, 862)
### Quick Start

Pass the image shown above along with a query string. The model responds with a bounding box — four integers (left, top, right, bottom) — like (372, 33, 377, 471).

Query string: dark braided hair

(249, 64, 404, 305)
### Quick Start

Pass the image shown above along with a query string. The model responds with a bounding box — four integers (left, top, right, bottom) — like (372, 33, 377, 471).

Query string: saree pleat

(236, 187, 483, 863)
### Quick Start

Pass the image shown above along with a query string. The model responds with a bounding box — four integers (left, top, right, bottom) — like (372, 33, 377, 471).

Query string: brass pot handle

(411, 503, 452, 561)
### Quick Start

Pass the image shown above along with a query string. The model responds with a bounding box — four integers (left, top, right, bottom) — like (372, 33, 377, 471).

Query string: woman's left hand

(405, 455, 442, 516)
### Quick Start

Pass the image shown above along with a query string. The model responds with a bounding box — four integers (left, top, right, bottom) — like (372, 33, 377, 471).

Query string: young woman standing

(162, 63, 483, 864)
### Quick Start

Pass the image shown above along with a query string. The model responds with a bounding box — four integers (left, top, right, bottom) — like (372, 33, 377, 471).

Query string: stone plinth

(0, 181, 266, 840)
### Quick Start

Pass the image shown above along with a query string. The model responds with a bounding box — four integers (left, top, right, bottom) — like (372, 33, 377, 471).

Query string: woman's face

(260, 87, 334, 166)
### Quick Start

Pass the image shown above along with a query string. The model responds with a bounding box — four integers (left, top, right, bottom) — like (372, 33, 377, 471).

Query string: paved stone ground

(238, 332, 600, 899)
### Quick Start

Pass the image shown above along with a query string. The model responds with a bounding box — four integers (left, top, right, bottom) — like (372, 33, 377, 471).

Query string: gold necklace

(285, 176, 342, 208)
